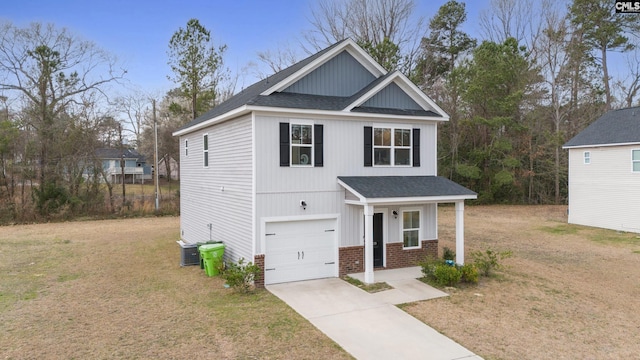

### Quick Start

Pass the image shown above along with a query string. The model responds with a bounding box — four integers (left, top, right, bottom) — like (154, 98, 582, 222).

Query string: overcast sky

(2, 0, 495, 96)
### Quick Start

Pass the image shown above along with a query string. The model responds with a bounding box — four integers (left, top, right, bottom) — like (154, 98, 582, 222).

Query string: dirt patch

(0, 217, 351, 359)
(404, 205, 640, 360)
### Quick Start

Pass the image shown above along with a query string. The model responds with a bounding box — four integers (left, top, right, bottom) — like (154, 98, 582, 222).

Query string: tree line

(0, 0, 638, 223)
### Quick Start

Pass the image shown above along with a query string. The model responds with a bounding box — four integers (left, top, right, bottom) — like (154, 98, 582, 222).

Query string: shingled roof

(338, 176, 477, 200)
(563, 106, 640, 148)
(175, 39, 445, 135)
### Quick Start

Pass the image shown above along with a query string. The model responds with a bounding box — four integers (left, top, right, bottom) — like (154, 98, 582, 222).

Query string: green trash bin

(199, 243, 225, 276)
(197, 241, 222, 269)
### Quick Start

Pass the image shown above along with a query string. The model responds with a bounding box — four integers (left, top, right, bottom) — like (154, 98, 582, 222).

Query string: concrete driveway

(267, 268, 483, 360)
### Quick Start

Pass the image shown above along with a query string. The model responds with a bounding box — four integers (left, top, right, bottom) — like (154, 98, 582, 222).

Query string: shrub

(220, 258, 261, 293)
(418, 256, 443, 280)
(459, 263, 479, 284)
(472, 249, 512, 277)
(433, 264, 462, 286)
(442, 247, 456, 261)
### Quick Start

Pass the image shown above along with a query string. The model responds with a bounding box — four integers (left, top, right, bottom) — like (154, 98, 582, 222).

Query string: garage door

(264, 218, 337, 285)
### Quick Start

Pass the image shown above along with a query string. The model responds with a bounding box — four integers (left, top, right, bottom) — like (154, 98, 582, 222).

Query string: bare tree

(613, 48, 640, 108)
(0, 21, 124, 199)
(257, 42, 299, 74)
(304, 0, 424, 71)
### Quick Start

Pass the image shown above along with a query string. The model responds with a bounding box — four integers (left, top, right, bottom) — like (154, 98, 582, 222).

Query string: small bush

(472, 249, 512, 277)
(442, 247, 456, 261)
(418, 256, 443, 280)
(433, 264, 462, 286)
(459, 263, 479, 284)
(220, 258, 261, 293)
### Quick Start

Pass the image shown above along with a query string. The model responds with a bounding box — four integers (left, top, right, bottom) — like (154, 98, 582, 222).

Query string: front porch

(338, 176, 477, 284)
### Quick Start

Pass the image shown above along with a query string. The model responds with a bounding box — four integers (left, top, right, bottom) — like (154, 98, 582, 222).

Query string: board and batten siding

(282, 51, 376, 97)
(254, 113, 439, 250)
(568, 145, 640, 233)
(179, 115, 254, 261)
(362, 82, 423, 110)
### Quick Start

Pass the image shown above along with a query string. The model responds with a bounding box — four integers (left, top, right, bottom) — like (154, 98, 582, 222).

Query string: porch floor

(348, 266, 448, 304)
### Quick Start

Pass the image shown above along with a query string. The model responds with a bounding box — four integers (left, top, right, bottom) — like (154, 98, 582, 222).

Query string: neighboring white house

(173, 39, 476, 286)
(93, 148, 152, 184)
(563, 106, 640, 233)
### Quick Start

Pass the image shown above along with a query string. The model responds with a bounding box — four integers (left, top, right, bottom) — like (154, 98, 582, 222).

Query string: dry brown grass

(0, 217, 351, 360)
(404, 205, 640, 360)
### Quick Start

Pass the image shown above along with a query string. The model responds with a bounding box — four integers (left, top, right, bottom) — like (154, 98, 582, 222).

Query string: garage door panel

(264, 218, 337, 285)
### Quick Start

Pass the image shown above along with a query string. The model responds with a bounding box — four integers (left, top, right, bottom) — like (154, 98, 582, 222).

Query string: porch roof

(337, 176, 477, 205)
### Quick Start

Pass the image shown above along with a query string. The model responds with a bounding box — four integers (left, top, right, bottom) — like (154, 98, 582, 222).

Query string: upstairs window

(291, 124, 313, 166)
(633, 149, 640, 172)
(373, 127, 412, 166)
(203, 134, 209, 168)
(583, 151, 590, 165)
(185, 139, 188, 157)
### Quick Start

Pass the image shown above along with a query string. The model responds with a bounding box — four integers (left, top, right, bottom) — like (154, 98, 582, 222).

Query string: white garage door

(264, 218, 337, 285)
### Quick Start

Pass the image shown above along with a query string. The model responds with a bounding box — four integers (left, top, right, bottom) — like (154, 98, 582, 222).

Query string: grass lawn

(0, 217, 351, 359)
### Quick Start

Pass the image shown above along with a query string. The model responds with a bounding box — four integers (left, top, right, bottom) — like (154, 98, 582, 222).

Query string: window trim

(372, 125, 412, 167)
(632, 149, 640, 173)
(583, 151, 590, 165)
(203, 133, 209, 168)
(400, 208, 421, 250)
(290, 120, 314, 167)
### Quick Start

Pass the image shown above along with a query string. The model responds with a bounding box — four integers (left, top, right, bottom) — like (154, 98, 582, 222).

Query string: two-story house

(563, 106, 640, 233)
(174, 39, 476, 286)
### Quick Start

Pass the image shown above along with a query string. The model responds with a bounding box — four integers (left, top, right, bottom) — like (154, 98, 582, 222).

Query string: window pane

(374, 148, 390, 165)
(204, 153, 208, 167)
(412, 211, 420, 226)
(403, 212, 411, 229)
(403, 211, 420, 229)
(395, 149, 410, 165)
(300, 125, 312, 144)
(203, 135, 208, 150)
(403, 230, 419, 248)
(292, 146, 312, 165)
(634, 162, 640, 172)
(633, 150, 640, 161)
(291, 125, 301, 144)
(394, 129, 410, 146)
(374, 128, 391, 146)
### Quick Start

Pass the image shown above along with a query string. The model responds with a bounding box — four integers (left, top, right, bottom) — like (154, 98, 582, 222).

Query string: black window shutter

(413, 128, 420, 167)
(314, 124, 323, 167)
(364, 126, 372, 167)
(279, 123, 289, 167)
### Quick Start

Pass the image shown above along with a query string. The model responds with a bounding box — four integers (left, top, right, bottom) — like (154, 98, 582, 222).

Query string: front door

(373, 213, 383, 267)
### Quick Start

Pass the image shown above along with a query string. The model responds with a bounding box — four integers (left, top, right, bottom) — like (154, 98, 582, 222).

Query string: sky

(1, 0, 491, 98)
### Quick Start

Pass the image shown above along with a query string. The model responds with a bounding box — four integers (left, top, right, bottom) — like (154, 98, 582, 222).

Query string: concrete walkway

(267, 267, 483, 360)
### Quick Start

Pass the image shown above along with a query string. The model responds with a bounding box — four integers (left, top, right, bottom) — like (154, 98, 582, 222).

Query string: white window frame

(203, 133, 209, 168)
(400, 208, 421, 249)
(633, 149, 640, 172)
(290, 120, 314, 167)
(185, 139, 188, 157)
(583, 151, 590, 165)
(373, 125, 412, 167)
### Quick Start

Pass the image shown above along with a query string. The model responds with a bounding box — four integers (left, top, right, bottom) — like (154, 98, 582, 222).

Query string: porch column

(364, 204, 375, 284)
(455, 201, 465, 265)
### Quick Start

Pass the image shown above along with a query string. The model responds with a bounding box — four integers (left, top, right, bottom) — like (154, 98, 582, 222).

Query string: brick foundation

(253, 254, 265, 289)
(385, 240, 438, 269)
(339, 246, 364, 276)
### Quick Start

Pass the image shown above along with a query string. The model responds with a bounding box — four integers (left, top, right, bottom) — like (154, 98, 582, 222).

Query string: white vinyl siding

(254, 114, 438, 249)
(179, 116, 253, 261)
(567, 145, 640, 233)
